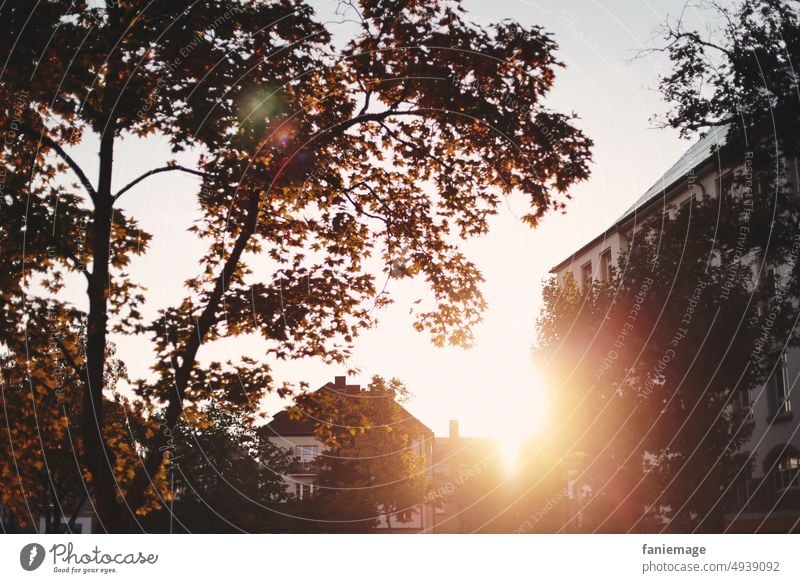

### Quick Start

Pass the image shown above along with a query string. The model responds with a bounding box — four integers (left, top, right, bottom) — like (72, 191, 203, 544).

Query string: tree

(140, 406, 294, 533)
(426, 437, 506, 533)
(532, 0, 800, 533)
(653, 0, 800, 281)
(293, 376, 428, 533)
(0, 341, 164, 532)
(0, 0, 592, 531)
(536, 195, 783, 532)
(650, 0, 800, 525)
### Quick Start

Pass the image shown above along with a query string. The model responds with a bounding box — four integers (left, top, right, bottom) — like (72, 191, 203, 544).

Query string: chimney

(333, 376, 361, 394)
(449, 419, 459, 440)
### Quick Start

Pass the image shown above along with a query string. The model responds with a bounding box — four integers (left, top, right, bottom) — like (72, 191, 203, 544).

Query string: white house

(263, 376, 435, 532)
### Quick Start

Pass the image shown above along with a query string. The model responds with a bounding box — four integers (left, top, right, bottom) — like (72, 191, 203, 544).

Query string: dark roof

(263, 409, 318, 437)
(550, 125, 728, 273)
(263, 376, 433, 438)
(617, 124, 727, 219)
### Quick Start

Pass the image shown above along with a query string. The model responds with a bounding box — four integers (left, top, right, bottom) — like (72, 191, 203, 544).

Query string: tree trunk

(83, 123, 120, 532)
(123, 190, 260, 519)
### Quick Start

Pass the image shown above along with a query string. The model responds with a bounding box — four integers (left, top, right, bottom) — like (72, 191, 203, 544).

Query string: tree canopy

(289, 376, 429, 533)
(0, 0, 592, 531)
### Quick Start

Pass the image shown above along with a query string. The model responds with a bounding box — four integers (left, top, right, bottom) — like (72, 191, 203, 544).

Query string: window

(679, 194, 695, 218)
(736, 387, 753, 416)
(599, 249, 613, 282)
(580, 261, 592, 288)
(395, 509, 414, 523)
(717, 170, 734, 198)
(294, 445, 319, 462)
(765, 267, 780, 297)
(767, 352, 792, 422)
(735, 475, 751, 511)
(773, 453, 800, 492)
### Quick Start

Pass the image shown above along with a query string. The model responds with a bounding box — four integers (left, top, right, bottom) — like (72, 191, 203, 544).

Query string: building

(263, 376, 436, 532)
(37, 499, 96, 534)
(550, 127, 800, 532)
(427, 420, 503, 533)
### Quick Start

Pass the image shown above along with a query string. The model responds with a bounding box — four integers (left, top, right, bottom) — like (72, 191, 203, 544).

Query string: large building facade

(551, 127, 800, 532)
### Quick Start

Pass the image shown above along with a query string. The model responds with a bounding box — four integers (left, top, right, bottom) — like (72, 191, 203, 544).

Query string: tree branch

(16, 122, 98, 201)
(113, 165, 207, 202)
(340, 185, 388, 223)
(665, 30, 733, 57)
(377, 120, 456, 173)
(326, 108, 429, 137)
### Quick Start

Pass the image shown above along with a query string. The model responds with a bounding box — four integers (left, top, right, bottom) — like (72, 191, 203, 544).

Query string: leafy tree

(427, 437, 507, 533)
(650, 0, 800, 524)
(293, 376, 428, 533)
(533, 0, 800, 533)
(140, 406, 294, 533)
(655, 0, 799, 152)
(0, 0, 591, 531)
(536, 196, 779, 532)
(0, 341, 163, 532)
(653, 0, 800, 281)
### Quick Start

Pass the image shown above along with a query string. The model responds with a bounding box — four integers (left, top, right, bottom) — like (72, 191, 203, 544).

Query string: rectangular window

(395, 509, 414, 523)
(767, 353, 792, 422)
(766, 267, 779, 297)
(737, 386, 752, 412)
(679, 194, 695, 218)
(776, 456, 800, 491)
(717, 171, 734, 198)
(735, 475, 751, 511)
(580, 261, 592, 288)
(599, 249, 613, 282)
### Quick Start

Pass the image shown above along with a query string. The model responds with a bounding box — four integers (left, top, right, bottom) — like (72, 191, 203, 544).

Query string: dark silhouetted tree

(0, 0, 591, 531)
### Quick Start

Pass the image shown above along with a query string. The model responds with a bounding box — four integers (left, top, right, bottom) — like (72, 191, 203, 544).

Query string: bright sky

(63, 0, 717, 445)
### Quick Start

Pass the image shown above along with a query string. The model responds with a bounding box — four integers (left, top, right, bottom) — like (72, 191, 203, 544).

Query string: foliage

(536, 194, 787, 531)
(293, 376, 428, 532)
(654, 0, 800, 288)
(534, 0, 800, 533)
(0, 344, 164, 531)
(140, 406, 294, 533)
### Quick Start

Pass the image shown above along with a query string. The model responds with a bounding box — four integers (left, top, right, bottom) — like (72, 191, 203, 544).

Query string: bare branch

(113, 165, 207, 202)
(16, 122, 98, 201)
(340, 183, 389, 223)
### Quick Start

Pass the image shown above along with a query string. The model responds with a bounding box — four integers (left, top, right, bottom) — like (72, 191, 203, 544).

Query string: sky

(63, 0, 718, 445)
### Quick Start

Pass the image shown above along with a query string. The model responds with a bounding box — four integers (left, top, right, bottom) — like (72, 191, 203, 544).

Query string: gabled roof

(264, 409, 317, 437)
(550, 125, 728, 273)
(262, 376, 433, 439)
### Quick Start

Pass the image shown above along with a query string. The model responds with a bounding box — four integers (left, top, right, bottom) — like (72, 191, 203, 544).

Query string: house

(427, 420, 503, 533)
(263, 376, 436, 532)
(550, 127, 800, 532)
(37, 498, 96, 534)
